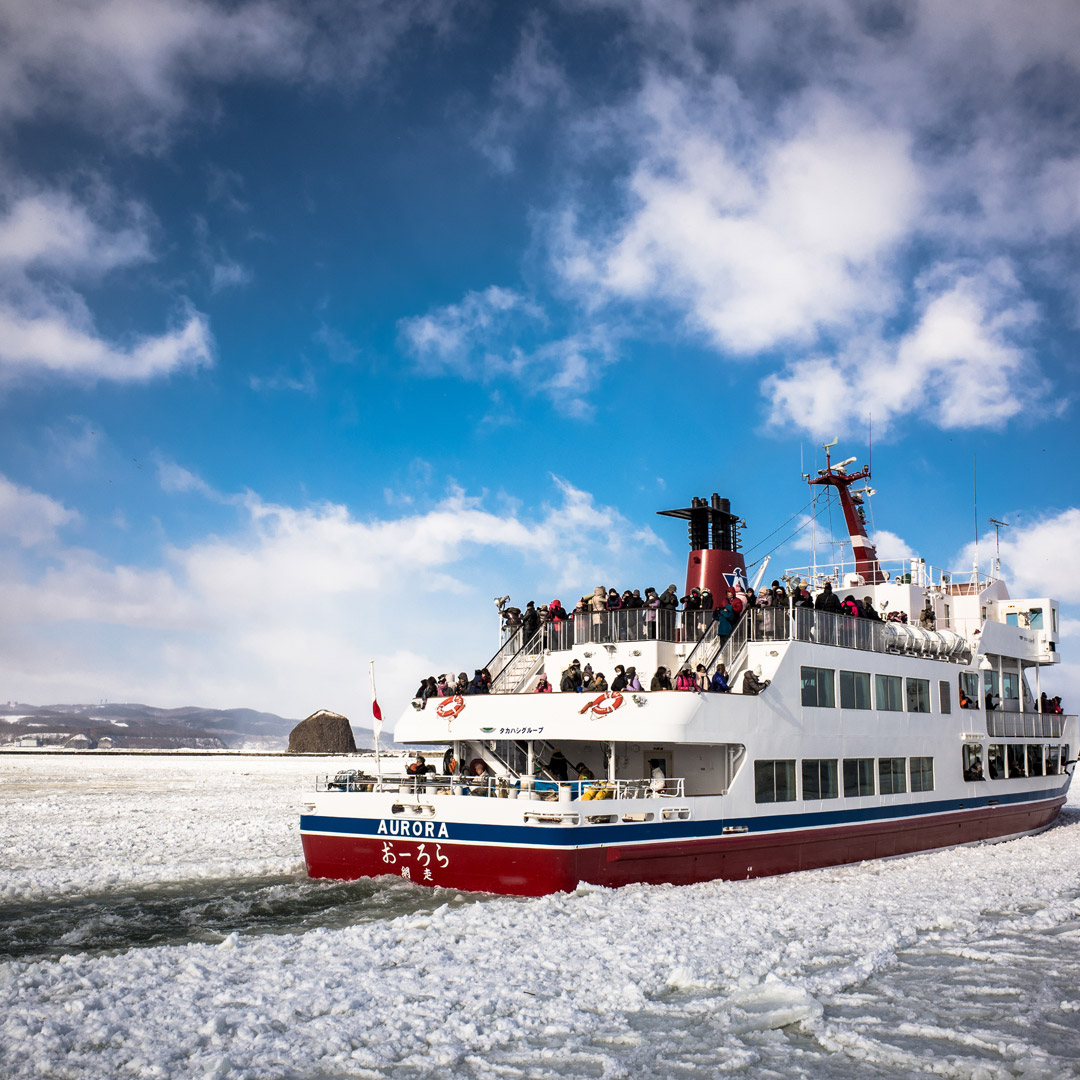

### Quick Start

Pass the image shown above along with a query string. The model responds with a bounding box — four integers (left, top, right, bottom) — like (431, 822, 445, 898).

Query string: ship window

(843, 758, 875, 797)
(1006, 744, 1026, 777)
(801, 667, 835, 708)
(875, 674, 903, 712)
(1029, 608, 1043, 629)
(906, 678, 931, 713)
(802, 759, 838, 800)
(910, 756, 935, 792)
(754, 760, 796, 803)
(988, 745, 1004, 779)
(1006, 612, 1018, 627)
(959, 672, 980, 709)
(879, 757, 907, 794)
(1027, 745, 1044, 776)
(983, 671, 1000, 701)
(840, 671, 871, 710)
(939, 681, 952, 714)
(962, 744, 985, 781)
(1047, 746, 1060, 775)
(1002, 672, 1019, 701)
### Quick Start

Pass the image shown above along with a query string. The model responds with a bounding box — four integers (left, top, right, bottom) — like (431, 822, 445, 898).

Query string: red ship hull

(301, 794, 1066, 897)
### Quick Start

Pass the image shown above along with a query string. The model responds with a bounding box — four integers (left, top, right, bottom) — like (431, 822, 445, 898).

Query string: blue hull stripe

(301, 785, 1067, 848)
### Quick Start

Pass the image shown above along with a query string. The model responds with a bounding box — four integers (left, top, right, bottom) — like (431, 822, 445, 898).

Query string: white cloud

(763, 262, 1045, 438)
(474, 14, 569, 174)
(0, 185, 215, 386)
(0, 473, 78, 546)
(400, 286, 618, 411)
(554, 80, 922, 355)
(871, 530, 918, 562)
(0, 0, 467, 145)
(0, 475, 664, 719)
(0, 190, 151, 273)
(400, 286, 544, 372)
(0, 301, 213, 385)
(957, 509, 1080, 605)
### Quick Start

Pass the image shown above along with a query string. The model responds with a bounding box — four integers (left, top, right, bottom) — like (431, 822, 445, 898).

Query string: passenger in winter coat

(728, 589, 744, 617)
(454, 672, 470, 695)
(695, 664, 710, 691)
(650, 667, 672, 691)
(681, 588, 701, 610)
(606, 588, 622, 611)
(658, 585, 679, 609)
(581, 664, 595, 692)
(548, 749, 570, 782)
(675, 667, 696, 691)
(593, 673, 609, 691)
(713, 602, 735, 637)
(522, 601, 540, 639)
(610, 665, 627, 692)
(436, 674, 450, 696)
(841, 595, 860, 619)
(624, 667, 643, 691)
(919, 603, 936, 630)
(710, 665, 731, 693)
(549, 599, 568, 624)
(815, 582, 842, 614)
(534, 675, 552, 693)
(742, 668, 769, 695)
(793, 581, 814, 608)
(560, 660, 583, 693)
(862, 597, 881, 621)
(469, 669, 486, 695)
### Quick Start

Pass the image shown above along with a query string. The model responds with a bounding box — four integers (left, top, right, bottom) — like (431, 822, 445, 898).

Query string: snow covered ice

(2, 754, 1080, 1079)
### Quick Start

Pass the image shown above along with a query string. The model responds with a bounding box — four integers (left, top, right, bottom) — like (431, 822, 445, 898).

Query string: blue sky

(1, 0, 1079, 723)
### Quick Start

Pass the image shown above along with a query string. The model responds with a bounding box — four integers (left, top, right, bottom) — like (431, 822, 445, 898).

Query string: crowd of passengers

(413, 578, 935, 705)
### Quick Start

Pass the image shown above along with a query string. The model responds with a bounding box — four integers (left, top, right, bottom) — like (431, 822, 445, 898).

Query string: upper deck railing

(540, 604, 972, 665)
(783, 558, 995, 593)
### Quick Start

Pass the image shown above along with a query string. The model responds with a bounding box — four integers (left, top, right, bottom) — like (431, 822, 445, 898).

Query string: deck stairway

(489, 630, 544, 693)
(681, 615, 751, 689)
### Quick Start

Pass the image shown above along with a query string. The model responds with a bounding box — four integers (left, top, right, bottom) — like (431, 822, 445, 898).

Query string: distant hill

(0, 702, 377, 751)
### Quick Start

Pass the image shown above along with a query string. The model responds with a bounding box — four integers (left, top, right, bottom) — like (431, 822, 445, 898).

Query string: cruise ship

(300, 449, 1075, 895)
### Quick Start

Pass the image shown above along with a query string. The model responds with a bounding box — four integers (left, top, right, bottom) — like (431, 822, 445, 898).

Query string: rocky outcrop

(287, 710, 357, 754)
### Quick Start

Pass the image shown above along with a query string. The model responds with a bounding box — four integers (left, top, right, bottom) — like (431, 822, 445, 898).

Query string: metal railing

(489, 630, 542, 692)
(986, 713, 1070, 739)
(314, 773, 685, 800)
(782, 559, 994, 591)
(547, 608, 680, 650)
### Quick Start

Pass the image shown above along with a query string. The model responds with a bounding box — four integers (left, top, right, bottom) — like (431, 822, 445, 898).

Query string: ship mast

(806, 441, 886, 585)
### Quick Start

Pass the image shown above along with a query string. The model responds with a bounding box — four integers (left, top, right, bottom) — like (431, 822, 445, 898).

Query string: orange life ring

(436, 695, 466, 721)
(578, 691, 624, 717)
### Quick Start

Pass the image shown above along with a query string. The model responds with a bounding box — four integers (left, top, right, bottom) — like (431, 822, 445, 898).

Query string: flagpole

(369, 660, 384, 787)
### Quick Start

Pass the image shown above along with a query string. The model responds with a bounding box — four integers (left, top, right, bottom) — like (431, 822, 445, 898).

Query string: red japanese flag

(369, 661, 383, 741)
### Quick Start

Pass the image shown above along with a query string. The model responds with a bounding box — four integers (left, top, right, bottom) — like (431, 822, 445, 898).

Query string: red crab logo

(579, 691, 623, 718)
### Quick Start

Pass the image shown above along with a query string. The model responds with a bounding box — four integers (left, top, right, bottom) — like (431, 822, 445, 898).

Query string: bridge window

(939, 681, 951, 714)
(910, 756, 935, 792)
(959, 672, 979, 709)
(802, 759, 838, 800)
(840, 670, 871, 710)
(988, 744, 1004, 779)
(1006, 744, 1026, 777)
(879, 757, 907, 794)
(875, 674, 903, 712)
(1002, 672, 1019, 702)
(754, 760, 796, 803)
(843, 758, 875, 797)
(801, 667, 835, 708)
(1029, 608, 1044, 629)
(906, 678, 931, 713)
(1027, 745, 1044, 776)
